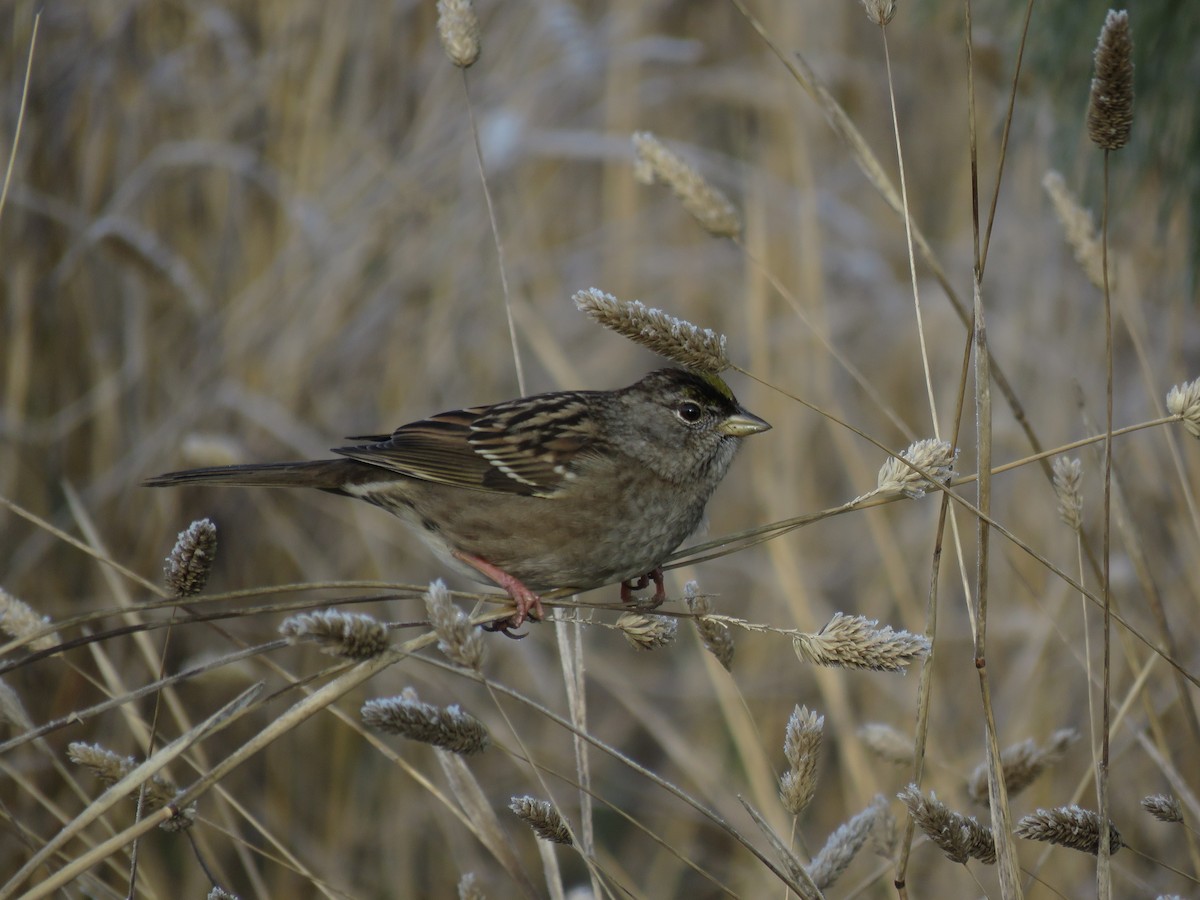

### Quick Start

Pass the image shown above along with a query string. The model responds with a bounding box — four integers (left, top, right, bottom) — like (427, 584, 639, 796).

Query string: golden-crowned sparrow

(146, 368, 769, 632)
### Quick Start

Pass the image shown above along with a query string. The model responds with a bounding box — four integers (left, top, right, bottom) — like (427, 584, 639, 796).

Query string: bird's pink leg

(620, 567, 667, 608)
(451, 550, 545, 632)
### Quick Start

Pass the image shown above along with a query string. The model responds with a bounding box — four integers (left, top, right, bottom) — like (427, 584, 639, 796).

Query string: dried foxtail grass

(779, 705, 823, 816)
(1052, 457, 1084, 532)
(966, 728, 1076, 806)
(684, 581, 734, 670)
(508, 796, 573, 845)
(861, 0, 897, 27)
(1015, 805, 1123, 855)
(1043, 171, 1107, 291)
(436, 0, 480, 68)
(858, 723, 914, 766)
(631, 131, 741, 238)
(361, 691, 489, 755)
(793, 613, 929, 672)
(573, 287, 730, 373)
(279, 610, 390, 661)
(1166, 378, 1200, 439)
(898, 785, 996, 865)
(0, 587, 60, 652)
(163, 518, 218, 597)
(1140, 794, 1183, 824)
(615, 612, 677, 651)
(424, 579, 485, 672)
(808, 798, 887, 890)
(868, 438, 957, 501)
(68, 742, 196, 831)
(1087, 10, 1134, 151)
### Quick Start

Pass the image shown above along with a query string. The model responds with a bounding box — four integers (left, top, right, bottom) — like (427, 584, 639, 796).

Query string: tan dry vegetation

(1, 2, 1198, 898)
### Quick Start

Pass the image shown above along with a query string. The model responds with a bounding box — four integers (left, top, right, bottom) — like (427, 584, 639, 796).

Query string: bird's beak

(719, 409, 771, 437)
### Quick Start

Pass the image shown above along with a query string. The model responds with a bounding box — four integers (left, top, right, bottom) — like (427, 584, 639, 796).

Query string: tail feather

(144, 460, 354, 492)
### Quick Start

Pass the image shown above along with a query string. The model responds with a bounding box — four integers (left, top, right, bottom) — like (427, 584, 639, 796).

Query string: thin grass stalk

(877, 22, 939, 433)
(553, 612, 595, 894)
(964, 2, 1020, 893)
(1096, 147, 1115, 900)
(0, 12, 36, 225)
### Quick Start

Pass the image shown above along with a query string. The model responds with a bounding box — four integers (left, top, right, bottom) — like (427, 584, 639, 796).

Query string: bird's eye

(676, 401, 703, 423)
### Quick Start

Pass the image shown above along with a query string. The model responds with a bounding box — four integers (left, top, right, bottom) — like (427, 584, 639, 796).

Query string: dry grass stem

(1087, 10, 1134, 151)
(862, 0, 897, 26)
(808, 797, 884, 889)
(898, 785, 996, 865)
(361, 692, 489, 755)
(1166, 379, 1200, 438)
(436, 0, 480, 68)
(0, 588, 60, 651)
(1141, 794, 1184, 824)
(1042, 171, 1107, 290)
(615, 612, 677, 651)
(793, 613, 930, 672)
(279, 609, 390, 661)
(67, 742, 196, 831)
(873, 438, 957, 500)
(858, 723, 914, 766)
(967, 728, 1077, 806)
(779, 705, 823, 816)
(684, 581, 734, 670)
(1052, 457, 1084, 532)
(424, 579, 485, 672)
(1015, 805, 1123, 855)
(631, 131, 741, 238)
(508, 796, 573, 845)
(573, 287, 731, 373)
(163, 518, 218, 598)
(457, 872, 486, 899)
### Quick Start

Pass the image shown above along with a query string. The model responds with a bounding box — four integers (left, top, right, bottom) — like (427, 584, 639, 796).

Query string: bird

(145, 368, 770, 634)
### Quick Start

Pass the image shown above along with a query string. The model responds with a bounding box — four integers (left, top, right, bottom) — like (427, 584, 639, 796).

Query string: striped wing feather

(332, 393, 600, 497)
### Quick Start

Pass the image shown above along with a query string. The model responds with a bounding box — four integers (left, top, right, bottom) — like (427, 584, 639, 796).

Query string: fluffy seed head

(437, 0, 481, 68)
(0, 588, 60, 652)
(859, 723, 914, 766)
(67, 741, 195, 830)
(779, 705, 824, 815)
(457, 873, 485, 900)
(794, 613, 930, 672)
(1141, 794, 1183, 824)
(1016, 805, 1123, 855)
(808, 798, 886, 889)
(280, 610, 390, 660)
(361, 692, 489, 755)
(1052, 457, 1084, 532)
(684, 581, 734, 670)
(1087, 10, 1134, 151)
(632, 131, 741, 238)
(1042, 171, 1107, 291)
(1167, 379, 1200, 439)
(574, 287, 730, 373)
(875, 439, 957, 499)
(862, 0, 897, 26)
(424, 580, 485, 671)
(898, 785, 996, 865)
(164, 518, 217, 597)
(967, 728, 1076, 806)
(616, 612, 678, 651)
(509, 796, 573, 844)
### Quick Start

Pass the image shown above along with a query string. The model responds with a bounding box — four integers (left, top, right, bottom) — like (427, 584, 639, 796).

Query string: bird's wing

(333, 393, 601, 497)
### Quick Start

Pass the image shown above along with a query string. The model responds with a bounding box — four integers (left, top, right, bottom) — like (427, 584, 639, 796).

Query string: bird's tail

(144, 460, 353, 492)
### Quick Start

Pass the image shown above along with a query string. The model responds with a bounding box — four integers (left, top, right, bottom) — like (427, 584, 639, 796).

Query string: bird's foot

(620, 567, 667, 609)
(451, 550, 544, 638)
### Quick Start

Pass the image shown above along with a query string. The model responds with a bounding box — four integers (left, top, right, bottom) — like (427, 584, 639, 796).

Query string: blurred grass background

(1, 1, 1197, 897)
